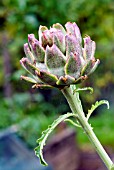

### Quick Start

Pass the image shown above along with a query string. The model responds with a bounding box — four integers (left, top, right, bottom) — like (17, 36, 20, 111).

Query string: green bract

(20, 22, 100, 89)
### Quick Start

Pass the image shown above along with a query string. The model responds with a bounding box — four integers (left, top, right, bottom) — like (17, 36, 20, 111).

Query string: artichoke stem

(61, 86, 113, 170)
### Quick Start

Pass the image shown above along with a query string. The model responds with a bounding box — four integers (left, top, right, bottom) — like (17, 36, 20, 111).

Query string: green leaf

(34, 112, 75, 166)
(73, 87, 93, 95)
(87, 100, 109, 120)
(64, 118, 81, 127)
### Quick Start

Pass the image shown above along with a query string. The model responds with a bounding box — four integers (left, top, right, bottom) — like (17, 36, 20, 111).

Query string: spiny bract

(20, 22, 100, 89)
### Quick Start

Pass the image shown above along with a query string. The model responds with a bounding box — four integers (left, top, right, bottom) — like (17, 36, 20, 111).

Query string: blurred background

(0, 0, 114, 170)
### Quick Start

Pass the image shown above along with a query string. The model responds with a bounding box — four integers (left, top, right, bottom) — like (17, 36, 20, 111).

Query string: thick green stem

(61, 86, 113, 170)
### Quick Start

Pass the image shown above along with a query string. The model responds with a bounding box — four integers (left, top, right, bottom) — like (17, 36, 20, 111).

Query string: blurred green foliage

(0, 91, 68, 147)
(0, 0, 114, 147)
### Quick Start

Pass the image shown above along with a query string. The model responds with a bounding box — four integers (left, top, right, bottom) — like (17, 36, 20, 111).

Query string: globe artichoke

(20, 22, 100, 89)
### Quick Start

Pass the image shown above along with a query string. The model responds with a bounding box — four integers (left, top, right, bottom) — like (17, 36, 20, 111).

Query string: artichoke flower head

(20, 22, 100, 89)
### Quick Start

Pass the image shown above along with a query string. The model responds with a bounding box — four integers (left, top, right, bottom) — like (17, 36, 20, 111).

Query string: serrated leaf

(87, 100, 109, 120)
(73, 87, 93, 95)
(34, 112, 75, 166)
